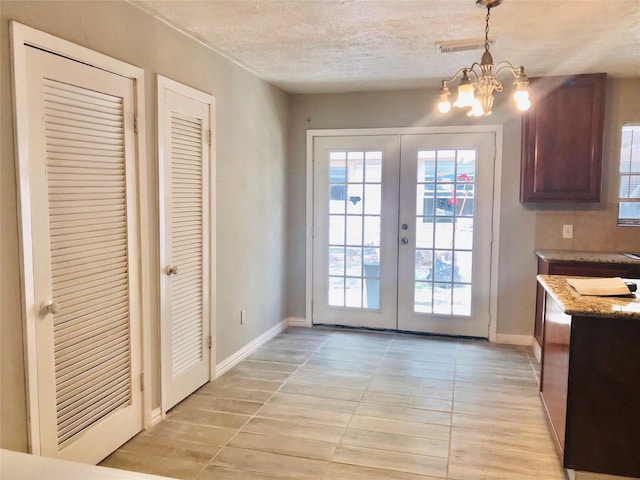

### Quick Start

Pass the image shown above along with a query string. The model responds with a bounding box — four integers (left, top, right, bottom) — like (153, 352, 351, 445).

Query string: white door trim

(10, 21, 152, 454)
(306, 126, 502, 341)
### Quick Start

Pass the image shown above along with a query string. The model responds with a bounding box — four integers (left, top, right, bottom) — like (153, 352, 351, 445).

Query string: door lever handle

(166, 265, 179, 276)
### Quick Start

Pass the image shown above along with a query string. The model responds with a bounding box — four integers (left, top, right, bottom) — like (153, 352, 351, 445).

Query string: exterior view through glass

(328, 150, 382, 308)
(326, 148, 476, 316)
(414, 149, 476, 315)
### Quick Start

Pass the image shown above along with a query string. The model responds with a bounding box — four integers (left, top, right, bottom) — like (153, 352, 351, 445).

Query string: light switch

(562, 224, 573, 239)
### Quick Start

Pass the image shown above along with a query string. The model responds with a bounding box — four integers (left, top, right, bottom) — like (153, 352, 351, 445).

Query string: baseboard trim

(215, 320, 287, 378)
(286, 317, 308, 328)
(494, 333, 534, 346)
(532, 338, 542, 363)
(150, 407, 163, 427)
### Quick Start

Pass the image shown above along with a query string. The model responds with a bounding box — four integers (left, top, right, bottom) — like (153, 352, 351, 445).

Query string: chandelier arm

(466, 63, 482, 80)
(493, 61, 524, 78)
(443, 67, 473, 84)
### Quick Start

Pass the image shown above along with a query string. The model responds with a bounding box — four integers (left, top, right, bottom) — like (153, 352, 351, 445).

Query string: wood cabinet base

(540, 293, 640, 477)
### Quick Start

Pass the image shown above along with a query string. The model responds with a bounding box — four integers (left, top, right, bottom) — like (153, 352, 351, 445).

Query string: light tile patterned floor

(100, 327, 566, 479)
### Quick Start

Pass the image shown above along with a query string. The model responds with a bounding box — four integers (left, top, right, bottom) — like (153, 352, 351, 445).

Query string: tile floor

(100, 327, 566, 479)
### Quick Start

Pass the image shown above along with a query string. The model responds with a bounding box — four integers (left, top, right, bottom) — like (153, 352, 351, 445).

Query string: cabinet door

(547, 262, 630, 278)
(520, 73, 606, 202)
(540, 293, 571, 455)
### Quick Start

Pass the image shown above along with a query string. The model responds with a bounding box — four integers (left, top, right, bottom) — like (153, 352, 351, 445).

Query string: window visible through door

(618, 124, 640, 226)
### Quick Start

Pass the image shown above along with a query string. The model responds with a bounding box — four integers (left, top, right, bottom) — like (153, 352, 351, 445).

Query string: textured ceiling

(132, 0, 640, 94)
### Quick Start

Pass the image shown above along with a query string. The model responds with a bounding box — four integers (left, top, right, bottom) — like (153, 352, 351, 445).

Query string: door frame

(306, 126, 503, 341)
(11, 21, 153, 454)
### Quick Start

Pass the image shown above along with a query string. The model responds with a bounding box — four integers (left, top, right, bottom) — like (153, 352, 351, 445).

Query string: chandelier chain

(484, 7, 491, 51)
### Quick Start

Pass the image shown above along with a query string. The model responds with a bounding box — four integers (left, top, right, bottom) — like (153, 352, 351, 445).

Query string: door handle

(166, 265, 179, 276)
(40, 300, 61, 315)
(400, 237, 409, 245)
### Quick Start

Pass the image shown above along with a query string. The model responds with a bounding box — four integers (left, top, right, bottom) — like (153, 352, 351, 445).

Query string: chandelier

(437, 0, 531, 117)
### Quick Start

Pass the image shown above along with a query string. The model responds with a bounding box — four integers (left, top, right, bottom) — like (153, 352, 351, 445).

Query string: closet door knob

(166, 265, 179, 276)
(40, 300, 61, 315)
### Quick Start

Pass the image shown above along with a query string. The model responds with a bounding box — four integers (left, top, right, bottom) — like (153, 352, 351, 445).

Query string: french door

(312, 132, 495, 337)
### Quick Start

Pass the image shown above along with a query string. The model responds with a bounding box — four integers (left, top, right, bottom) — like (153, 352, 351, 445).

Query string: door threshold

(312, 323, 488, 341)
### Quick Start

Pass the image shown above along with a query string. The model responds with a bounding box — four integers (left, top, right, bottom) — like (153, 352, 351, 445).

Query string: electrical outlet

(240, 309, 246, 325)
(562, 224, 573, 239)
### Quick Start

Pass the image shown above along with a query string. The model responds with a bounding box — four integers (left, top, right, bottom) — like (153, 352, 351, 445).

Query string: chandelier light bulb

(516, 98, 531, 111)
(454, 82, 476, 108)
(437, 81, 452, 114)
(514, 84, 531, 111)
(438, 99, 452, 113)
(513, 88, 529, 104)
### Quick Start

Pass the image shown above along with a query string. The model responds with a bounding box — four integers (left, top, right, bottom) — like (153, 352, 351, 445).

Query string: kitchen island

(537, 275, 640, 478)
(533, 251, 640, 356)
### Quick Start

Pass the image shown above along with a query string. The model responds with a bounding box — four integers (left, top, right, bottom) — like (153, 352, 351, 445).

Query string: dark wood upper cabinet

(520, 73, 606, 202)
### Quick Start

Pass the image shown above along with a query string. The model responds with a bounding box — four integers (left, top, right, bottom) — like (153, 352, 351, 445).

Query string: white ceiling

(132, 0, 640, 94)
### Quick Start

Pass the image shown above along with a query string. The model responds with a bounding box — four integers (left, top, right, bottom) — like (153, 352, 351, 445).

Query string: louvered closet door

(25, 47, 142, 463)
(158, 76, 213, 412)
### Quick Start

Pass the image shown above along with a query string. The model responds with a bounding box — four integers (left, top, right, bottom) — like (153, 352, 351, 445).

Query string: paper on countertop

(566, 277, 632, 296)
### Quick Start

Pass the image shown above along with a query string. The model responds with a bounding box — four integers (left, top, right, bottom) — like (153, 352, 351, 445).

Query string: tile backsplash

(534, 203, 640, 252)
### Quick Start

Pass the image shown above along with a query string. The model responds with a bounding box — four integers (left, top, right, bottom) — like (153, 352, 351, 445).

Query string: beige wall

(285, 78, 640, 335)
(1, 1, 289, 452)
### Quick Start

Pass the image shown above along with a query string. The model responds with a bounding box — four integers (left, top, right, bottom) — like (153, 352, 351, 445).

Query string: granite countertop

(537, 274, 640, 319)
(535, 249, 640, 264)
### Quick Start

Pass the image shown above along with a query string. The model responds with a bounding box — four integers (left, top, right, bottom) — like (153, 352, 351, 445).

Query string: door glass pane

(345, 277, 363, 307)
(329, 277, 345, 306)
(346, 247, 362, 276)
(365, 152, 382, 182)
(329, 215, 345, 244)
(329, 247, 345, 276)
(364, 184, 381, 215)
(329, 152, 346, 213)
(347, 152, 364, 182)
(414, 281, 433, 313)
(363, 216, 380, 246)
(327, 149, 382, 310)
(346, 184, 364, 214)
(346, 216, 363, 245)
(414, 148, 476, 315)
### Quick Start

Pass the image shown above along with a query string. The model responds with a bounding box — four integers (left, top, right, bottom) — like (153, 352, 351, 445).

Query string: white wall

(0, 0, 289, 452)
